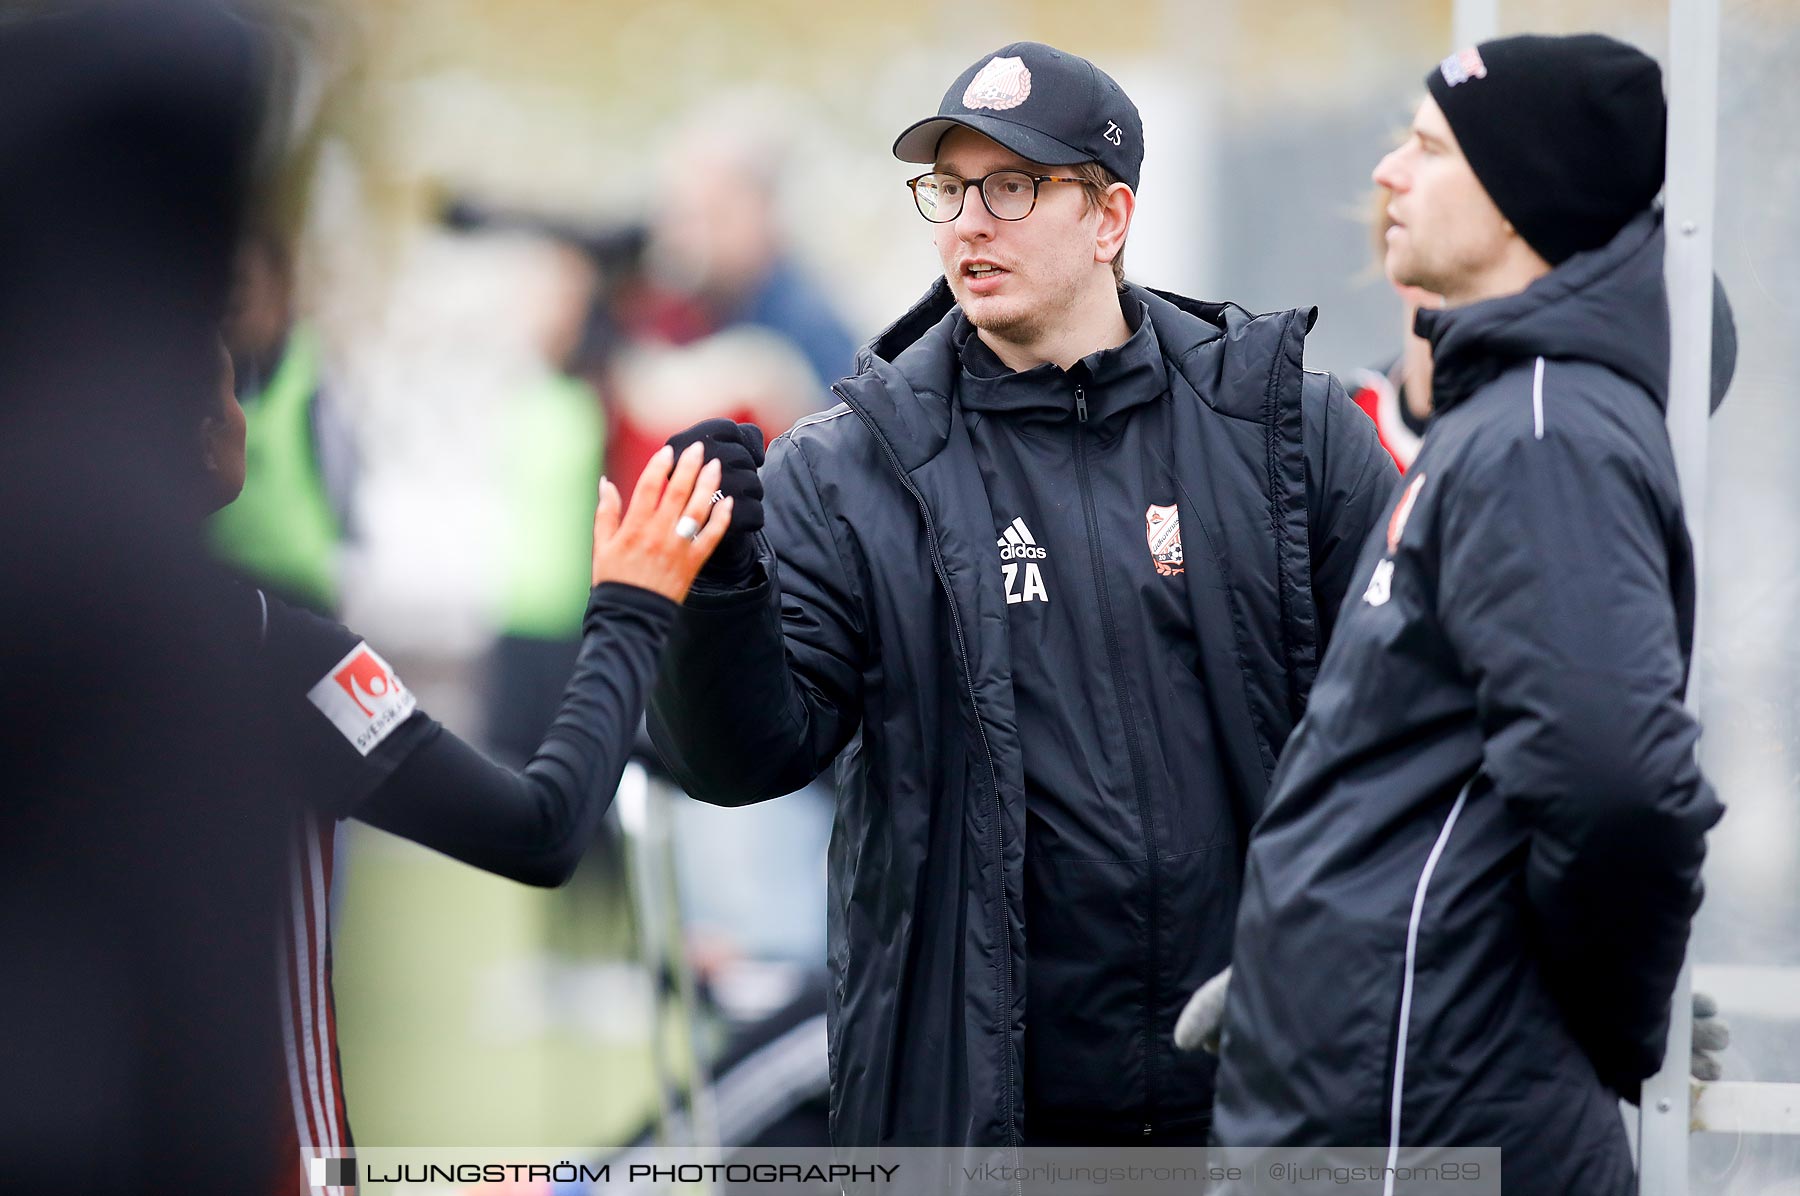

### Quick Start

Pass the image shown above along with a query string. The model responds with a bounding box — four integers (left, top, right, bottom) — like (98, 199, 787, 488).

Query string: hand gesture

(590, 442, 733, 603)
(663, 419, 765, 584)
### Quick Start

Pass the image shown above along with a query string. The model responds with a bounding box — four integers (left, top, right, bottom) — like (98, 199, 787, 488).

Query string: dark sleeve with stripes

(347, 582, 676, 887)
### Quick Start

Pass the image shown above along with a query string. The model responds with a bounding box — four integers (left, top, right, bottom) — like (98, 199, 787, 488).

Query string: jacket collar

(955, 298, 1167, 428)
(842, 278, 1246, 470)
(1417, 209, 1670, 415)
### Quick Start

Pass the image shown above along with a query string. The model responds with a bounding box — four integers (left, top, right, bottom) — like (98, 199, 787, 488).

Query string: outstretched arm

(350, 444, 732, 886)
(648, 423, 867, 805)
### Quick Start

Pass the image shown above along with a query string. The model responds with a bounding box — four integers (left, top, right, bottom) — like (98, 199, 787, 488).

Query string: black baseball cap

(893, 41, 1144, 190)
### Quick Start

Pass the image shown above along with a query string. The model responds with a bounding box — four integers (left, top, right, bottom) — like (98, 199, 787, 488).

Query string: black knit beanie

(1426, 33, 1667, 265)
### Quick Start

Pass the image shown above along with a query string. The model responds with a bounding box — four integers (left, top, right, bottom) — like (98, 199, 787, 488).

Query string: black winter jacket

(1213, 212, 1725, 1195)
(649, 279, 1391, 1160)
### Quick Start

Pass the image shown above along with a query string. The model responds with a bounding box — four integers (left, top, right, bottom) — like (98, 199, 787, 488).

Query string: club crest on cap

(964, 56, 1032, 111)
(1439, 46, 1489, 87)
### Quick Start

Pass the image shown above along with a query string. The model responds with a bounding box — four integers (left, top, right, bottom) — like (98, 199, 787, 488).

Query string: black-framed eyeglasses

(906, 170, 1090, 223)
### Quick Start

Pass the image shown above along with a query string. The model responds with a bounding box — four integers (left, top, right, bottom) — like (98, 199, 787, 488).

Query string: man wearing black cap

(1205, 34, 1724, 1193)
(648, 41, 1392, 1156)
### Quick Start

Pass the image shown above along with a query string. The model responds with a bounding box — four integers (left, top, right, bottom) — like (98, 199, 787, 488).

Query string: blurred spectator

(486, 240, 609, 768)
(598, 113, 858, 485)
(652, 115, 859, 397)
(565, 112, 843, 983)
(586, 118, 843, 1127)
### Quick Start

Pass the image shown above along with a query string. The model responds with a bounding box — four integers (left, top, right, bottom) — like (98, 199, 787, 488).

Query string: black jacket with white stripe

(647, 278, 1391, 1167)
(1213, 211, 1724, 1195)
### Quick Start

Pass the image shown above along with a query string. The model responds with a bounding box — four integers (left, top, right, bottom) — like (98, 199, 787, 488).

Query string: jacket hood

(843, 277, 1307, 470)
(1418, 210, 1670, 415)
(1418, 209, 1739, 418)
(856, 277, 1280, 371)
(956, 299, 1168, 428)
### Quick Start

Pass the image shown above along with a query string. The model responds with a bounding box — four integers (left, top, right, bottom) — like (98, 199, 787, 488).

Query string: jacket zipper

(1072, 383, 1165, 1131)
(1382, 778, 1472, 1196)
(833, 385, 1023, 1161)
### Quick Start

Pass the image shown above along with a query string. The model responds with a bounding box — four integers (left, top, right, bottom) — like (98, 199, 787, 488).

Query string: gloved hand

(1691, 990, 1731, 1082)
(664, 418, 765, 585)
(1174, 965, 1231, 1054)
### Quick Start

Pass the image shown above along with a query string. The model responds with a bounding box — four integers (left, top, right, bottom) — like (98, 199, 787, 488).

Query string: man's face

(930, 127, 1100, 345)
(1372, 96, 1513, 299)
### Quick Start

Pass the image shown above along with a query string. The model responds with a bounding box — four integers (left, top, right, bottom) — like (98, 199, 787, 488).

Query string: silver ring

(674, 515, 702, 542)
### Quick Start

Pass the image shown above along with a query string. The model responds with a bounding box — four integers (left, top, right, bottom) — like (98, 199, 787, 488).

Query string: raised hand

(663, 419, 765, 584)
(590, 442, 733, 604)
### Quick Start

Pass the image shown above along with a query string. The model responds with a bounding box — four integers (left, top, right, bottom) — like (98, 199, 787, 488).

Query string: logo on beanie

(1439, 47, 1489, 87)
(964, 56, 1032, 111)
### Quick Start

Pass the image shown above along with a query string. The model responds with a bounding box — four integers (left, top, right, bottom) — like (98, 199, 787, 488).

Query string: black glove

(665, 418, 765, 585)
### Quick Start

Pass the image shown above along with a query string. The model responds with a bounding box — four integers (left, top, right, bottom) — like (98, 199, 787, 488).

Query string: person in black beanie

(1426, 34, 1668, 269)
(1203, 33, 1727, 1196)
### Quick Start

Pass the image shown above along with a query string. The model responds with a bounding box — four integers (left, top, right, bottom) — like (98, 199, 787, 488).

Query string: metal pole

(1638, 0, 1721, 1191)
(617, 762, 720, 1187)
(615, 764, 680, 1144)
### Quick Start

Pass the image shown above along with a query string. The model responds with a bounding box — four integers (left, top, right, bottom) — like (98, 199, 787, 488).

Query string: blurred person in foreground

(648, 41, 1392, 1154)
(0, 2, 292, 1191)
(1205, 35, 1724, 1193)
(199, 351, 734, 1192)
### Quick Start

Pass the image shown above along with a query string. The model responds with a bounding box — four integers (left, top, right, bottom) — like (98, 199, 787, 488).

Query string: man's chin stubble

(958, 289, 1047, 345)
(971, 313, 1046, 350)
(1393, 249, 1460, 298)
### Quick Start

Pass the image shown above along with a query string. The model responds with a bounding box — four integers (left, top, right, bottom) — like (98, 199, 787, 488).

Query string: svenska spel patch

(306, 642, 417, 756)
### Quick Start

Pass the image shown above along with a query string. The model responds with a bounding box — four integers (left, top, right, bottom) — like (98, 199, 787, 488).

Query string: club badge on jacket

(1146, 503, 1184, 577)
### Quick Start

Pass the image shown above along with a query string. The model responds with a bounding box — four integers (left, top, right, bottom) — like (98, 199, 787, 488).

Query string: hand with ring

(589, 441, 734, 603)
(662, 419, 765, 585)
